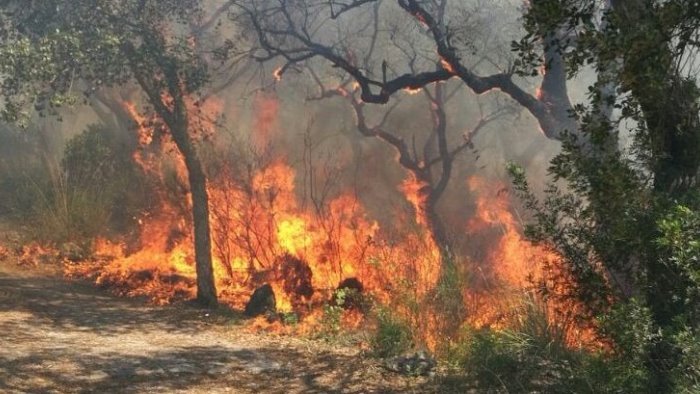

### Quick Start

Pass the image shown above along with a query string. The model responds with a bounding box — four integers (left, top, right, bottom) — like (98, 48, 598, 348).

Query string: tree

(0, 0, 237, 307)
(237, 0, 578, 141)
(298, 5, 515, 265)
(238, 0, 700, 388)
(509, 0, 700, 390)
(240, 0, 519, 274)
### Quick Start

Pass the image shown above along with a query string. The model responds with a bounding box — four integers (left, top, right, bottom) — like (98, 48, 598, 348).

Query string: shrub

(2, 124, 147, 246)
(320, 303, 344, 337)
(442, 294, 657, 393)
(319, 288, 362, 338)
(370, 307, 413, 358)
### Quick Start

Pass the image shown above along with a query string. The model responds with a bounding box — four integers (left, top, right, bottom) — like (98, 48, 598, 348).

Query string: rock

(245, 283, 276, 317)
(385, 350, 437, 377)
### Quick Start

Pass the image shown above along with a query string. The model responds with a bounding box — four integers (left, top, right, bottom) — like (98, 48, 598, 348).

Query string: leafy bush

(437, 293, 672, 393)
(318, 288, 363, 337)
(320, 303, 344, 337)
(279, 311, 299, 325)
(449, 295, 577, 392)
(670, 328, 700, 392)
(509, 141, 700, 391)
(3, 124, 147, 245)
(370, 307, 413, 358)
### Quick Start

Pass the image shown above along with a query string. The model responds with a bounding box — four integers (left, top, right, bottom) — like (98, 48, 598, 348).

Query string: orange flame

(403, 86, 422, 95)
(440, 58, 456, 75)
(273, 67, 283, 82)
(65, 95, 599, 350)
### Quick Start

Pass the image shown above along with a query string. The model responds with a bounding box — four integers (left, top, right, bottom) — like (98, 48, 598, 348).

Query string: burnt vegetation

(1, 0, 700, 392)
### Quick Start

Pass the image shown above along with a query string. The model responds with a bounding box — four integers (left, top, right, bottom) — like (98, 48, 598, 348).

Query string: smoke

(0, 0, 602, 347)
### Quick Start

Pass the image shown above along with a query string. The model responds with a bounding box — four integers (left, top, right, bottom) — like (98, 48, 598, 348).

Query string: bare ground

(0, 256, 440, 393)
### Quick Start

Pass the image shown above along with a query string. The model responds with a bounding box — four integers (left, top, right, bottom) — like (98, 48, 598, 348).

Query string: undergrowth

(1, 124, 147, 248)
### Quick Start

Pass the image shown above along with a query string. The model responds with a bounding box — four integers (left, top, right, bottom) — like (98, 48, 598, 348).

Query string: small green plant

(280, 311, 299, 325)
(370, 307, 413, 358)
(318, 288, 352, 337)
(320, 303, 344, 337)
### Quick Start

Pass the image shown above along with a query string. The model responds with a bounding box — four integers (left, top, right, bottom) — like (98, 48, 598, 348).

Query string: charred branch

(240, 0, 577, 140)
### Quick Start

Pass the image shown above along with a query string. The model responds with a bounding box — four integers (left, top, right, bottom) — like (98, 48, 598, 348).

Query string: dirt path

(0, 260, 436, 393)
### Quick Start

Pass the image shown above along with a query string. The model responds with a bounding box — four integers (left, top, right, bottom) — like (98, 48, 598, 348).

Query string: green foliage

(27, 172, 113, 245)
(320, 303, 344, 337)
(510, 138, 700, 391)
(448, 296, 576, 392)
(434, 256, 467, 319)
(670, 328, 700, 392)
(656, 205, 700, 318)
(370, 307, 413, 359)
(318, 288, 360, 337)
(3, 125, 146, 245)
(508, 0, 700, 383)
(442, 296, 656, 393)
(280, 312, 299, 326)
(0, 0, 208, 125)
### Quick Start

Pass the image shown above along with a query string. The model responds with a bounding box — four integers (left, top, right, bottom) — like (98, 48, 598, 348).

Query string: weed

(370, 307, 413, 358)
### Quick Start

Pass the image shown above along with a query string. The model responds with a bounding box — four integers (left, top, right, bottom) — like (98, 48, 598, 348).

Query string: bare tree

(238, 0, 516, 265)
(235, 0, 578, 142)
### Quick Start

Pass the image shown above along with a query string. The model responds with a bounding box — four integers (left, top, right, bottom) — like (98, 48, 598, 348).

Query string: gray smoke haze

(0, 0, 602, 240)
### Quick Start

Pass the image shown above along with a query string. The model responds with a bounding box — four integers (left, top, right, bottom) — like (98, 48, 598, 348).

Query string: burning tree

(237, 0, 579, 142)
(239, 0, 520, 273)
(233, 0, 578, 289)
(237, 0, 700, 387)
(297, 3, 519, 265)
(0, 0, 245, 307)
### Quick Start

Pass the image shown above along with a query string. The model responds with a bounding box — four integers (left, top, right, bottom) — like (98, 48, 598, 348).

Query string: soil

(0, 245, 439, 393)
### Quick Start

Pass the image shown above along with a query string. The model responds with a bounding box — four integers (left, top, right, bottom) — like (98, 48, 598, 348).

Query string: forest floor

(0, 239, 439, 393)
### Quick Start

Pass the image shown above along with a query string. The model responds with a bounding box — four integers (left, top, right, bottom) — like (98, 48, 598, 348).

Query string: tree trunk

(424, 194, 451, 263)
(609, 1, 700, 390)
(170, 122, 218, 308)
(611, 0, 700, 194)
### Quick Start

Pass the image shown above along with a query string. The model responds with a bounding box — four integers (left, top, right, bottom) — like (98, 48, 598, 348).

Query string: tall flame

(65, 95, 597, 350)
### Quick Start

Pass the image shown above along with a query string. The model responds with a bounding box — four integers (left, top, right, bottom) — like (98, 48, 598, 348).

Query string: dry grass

(0, 245, 441, 393)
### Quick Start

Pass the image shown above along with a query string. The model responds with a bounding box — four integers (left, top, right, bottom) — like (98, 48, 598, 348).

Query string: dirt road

(0, 260, 434, 393)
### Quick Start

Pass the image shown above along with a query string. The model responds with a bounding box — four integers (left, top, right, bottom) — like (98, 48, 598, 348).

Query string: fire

(64, 93, 598, 351)
(123, 101, 154, 146)
(466, 176, 541, 286)
(273, 67, 283, 82)
(464, 176, 597, 347)
(403, 86, 422, 95)
(400, 174, 429, 227)
(440, 58, 456, 75)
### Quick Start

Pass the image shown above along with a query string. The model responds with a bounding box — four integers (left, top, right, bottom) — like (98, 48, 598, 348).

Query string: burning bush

(276, 253, 314, 307)
(56, 94, 598, 361)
